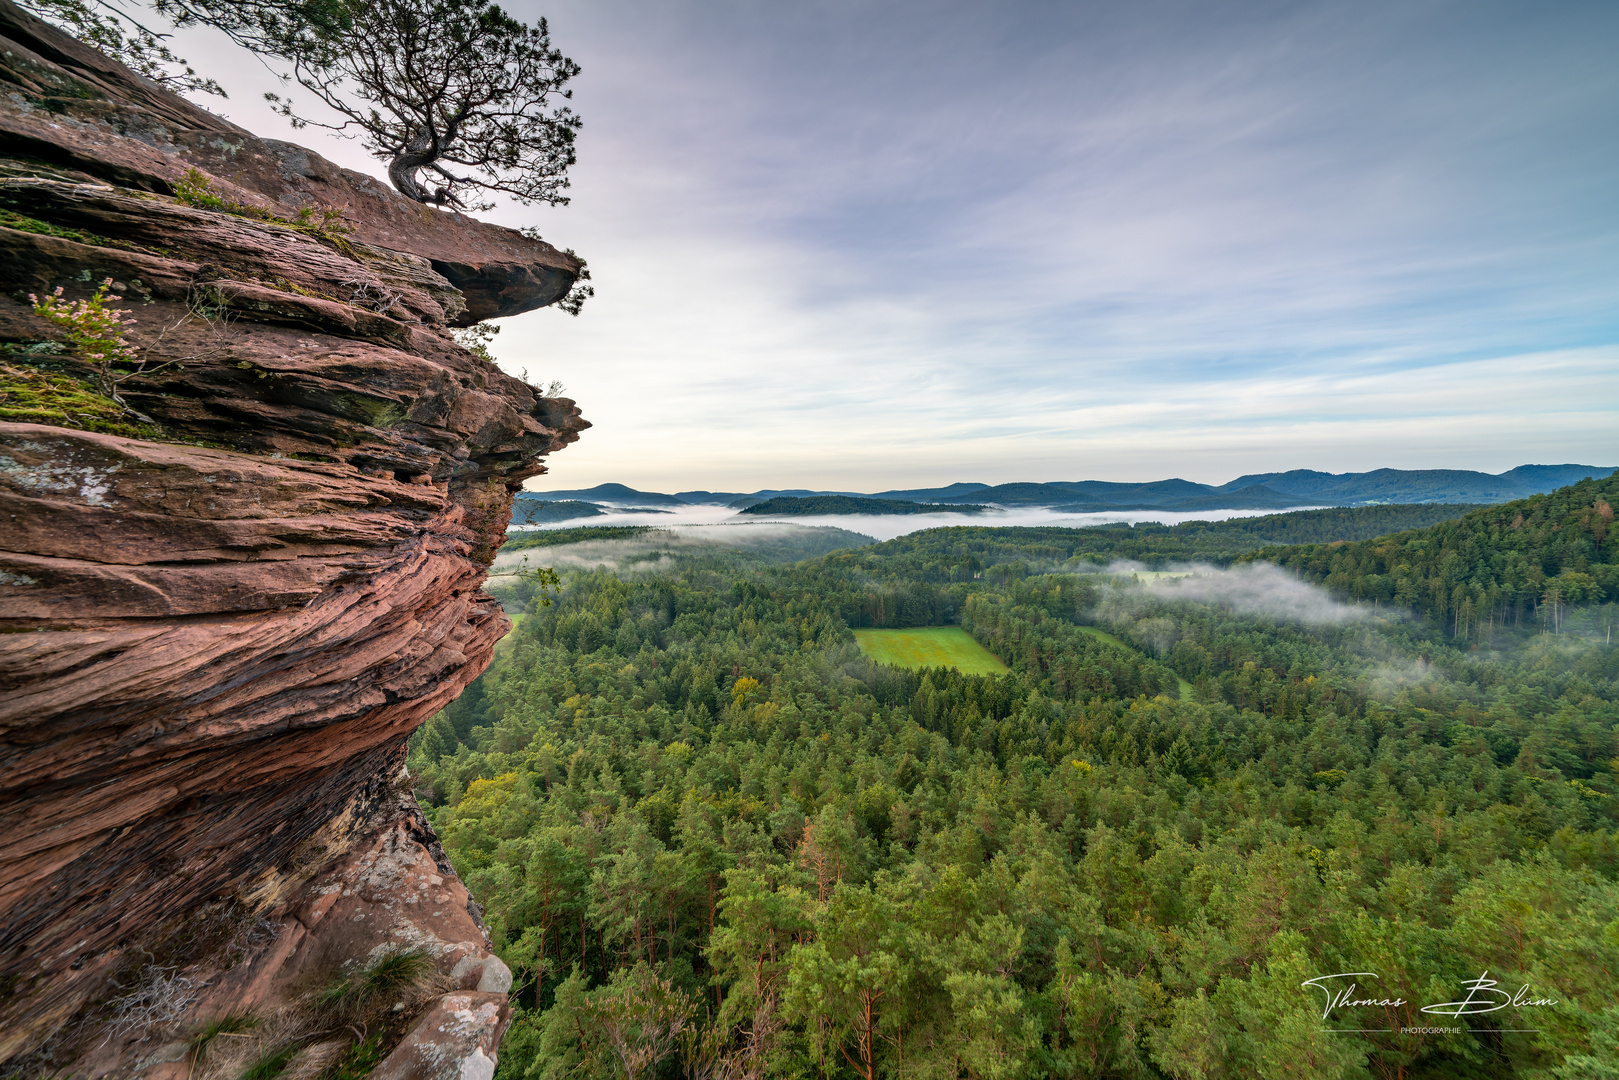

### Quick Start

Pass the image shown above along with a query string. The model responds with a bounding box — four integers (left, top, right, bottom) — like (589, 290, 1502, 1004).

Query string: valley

(408, 473, 1619, 1080)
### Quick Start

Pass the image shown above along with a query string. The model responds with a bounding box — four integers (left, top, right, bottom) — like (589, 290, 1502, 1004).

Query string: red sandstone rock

(371, 994, 511, 1080)
(0, 1, 586, 1067)
(53, 787, 516, 1080)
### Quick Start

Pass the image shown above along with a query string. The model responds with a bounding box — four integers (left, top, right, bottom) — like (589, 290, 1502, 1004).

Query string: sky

(165, 0, 1619, 492)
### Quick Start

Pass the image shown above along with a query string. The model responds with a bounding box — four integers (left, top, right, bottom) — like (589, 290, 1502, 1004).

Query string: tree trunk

(388, 151, 434, 203)
(388, 124, 442, 203)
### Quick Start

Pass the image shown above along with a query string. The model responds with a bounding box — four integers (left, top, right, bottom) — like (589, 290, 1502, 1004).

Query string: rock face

(0, 2, 585, 1071)
(34, 779, 519, 1080)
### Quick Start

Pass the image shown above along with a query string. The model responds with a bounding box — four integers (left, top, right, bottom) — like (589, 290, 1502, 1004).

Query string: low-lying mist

(1117, 561, 1378, 627)
(491, 522, 874, 576)
(1084, 560, 1617, 702)
(510, 503, 1294, 542)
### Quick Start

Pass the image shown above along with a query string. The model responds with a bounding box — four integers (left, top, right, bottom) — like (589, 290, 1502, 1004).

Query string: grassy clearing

(1077, 625, 1193, 701)
(853, 627, 1010, 675)
(1074, 625, 1130, 650)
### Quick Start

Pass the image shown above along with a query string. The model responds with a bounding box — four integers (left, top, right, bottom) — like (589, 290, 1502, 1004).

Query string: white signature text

(1301, 971, 1556, 1024)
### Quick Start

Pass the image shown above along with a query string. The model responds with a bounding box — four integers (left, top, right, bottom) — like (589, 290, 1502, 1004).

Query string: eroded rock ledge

(0, 2, 584, 1072)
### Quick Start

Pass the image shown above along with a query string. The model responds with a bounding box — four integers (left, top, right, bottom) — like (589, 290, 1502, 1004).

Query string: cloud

(167, 0, 1619, 490)
(1129, 562, 1374, 626)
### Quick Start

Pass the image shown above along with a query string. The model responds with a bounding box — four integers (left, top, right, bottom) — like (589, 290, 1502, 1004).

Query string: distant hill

(674, 490, 751, 504)
(1244, 471, 1619, 627)
(951, 480, 1302, 511)
(510, 499, 604, 525)
(526, 465, 1615, 514)
(511, 494, 675, 524)
(1213, 469, 1344, 496)
(1109, 484, 1303, 512)
(870, 482, 992, 501)
(1314, 469, 1525, 505)
(1496, 464, 1615, 489)
(674, 488, 855, 504)
(1063, 478, 1211, 500)
(740, 495, 987, 517)
(1218, 464, 1614, 504)
(936, 482, 1095, 506)
(523, 483, 689, 507)
(936, 468, 1615, 508)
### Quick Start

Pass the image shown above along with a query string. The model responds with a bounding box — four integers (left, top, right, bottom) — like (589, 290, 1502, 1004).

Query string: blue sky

(171, 0, 1618, 491)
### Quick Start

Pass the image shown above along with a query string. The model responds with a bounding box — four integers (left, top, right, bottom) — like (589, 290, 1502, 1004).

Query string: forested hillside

(740, 495, 988, 516)
(1242, 471, 1618, 640)
(411, 495, 1619, 1080)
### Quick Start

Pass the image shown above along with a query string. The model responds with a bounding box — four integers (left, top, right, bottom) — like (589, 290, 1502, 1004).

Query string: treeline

(782, 504, 1481, 591)
(740, 495, 987, 516)
(410, 499, 1619, 1079)
(511, 500, 606, 525)
(503, 526, 660, 551)
(1172, 502, 1484, 545)
(1242, 472, 1619, 639)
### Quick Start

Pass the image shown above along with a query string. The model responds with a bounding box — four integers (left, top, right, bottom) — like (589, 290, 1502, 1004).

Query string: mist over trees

(1244, 474, 1618, 641)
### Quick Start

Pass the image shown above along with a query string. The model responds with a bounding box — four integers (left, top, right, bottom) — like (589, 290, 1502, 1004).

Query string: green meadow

(852, 626, 1010, 674)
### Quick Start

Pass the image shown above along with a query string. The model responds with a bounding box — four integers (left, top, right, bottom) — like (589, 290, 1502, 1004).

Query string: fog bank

(511, 504, 1292, 543)
(1125, 561, 1375, 627)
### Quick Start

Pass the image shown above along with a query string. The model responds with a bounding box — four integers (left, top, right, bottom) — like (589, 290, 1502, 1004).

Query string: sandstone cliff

(0, 3, 586, 1074)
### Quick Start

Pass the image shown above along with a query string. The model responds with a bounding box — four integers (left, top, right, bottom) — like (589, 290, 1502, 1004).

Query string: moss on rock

(0, 361, 156, 437)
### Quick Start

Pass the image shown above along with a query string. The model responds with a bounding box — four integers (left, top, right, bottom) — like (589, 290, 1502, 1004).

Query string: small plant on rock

(188, 1013, 259, 1067)
(30, 279, 142, 403)
(173, 166, 228, 210)
(0, 361, 151, 435)
(28, 275, 242, 424)
(314, 948, 433, 1024)
(520, 230, 593, 316)
(319, 1032, 388, 1080)
(101, 959, 198, 1042)
(239, 1042, 300, 1080)
(450, 322, 499, 363)
(554, 248, 592, 317)
(290, 203, 352, 233)
(357, 948, 434, 1003)
(172, 167, 355, 248)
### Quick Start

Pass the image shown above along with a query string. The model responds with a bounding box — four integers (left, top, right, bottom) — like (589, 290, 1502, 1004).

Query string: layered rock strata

(43, 774, 517, 1080)
(0, 2, 585, 1071)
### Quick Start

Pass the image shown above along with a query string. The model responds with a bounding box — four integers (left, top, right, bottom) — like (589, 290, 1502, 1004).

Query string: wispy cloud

(1131, 562, 1376, 627)
(170, 0, 1619, 490)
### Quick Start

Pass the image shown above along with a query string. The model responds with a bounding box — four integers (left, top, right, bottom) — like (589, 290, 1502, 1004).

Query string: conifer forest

(410, 474, 1619, 1080)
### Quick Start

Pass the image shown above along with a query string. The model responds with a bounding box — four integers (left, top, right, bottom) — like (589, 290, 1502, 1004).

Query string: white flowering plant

(27, 278, 190, 418)
(30, 279, 139, 397)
